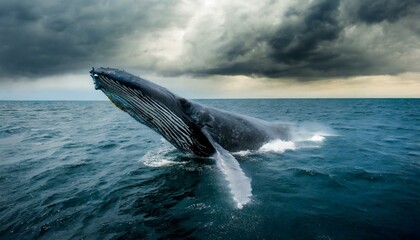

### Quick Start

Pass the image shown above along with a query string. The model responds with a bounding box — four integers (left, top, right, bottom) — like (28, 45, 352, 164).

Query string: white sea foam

(141, 146, 184, 167)
(233, 150, 252, 156)
(233, 133, 327, 156)
(259, 139, 296, 153)
(289, 122, 335, 141)
(256, 131, 329, 154)
(143, 159, 183, 167)
(308, 134, 325, 142)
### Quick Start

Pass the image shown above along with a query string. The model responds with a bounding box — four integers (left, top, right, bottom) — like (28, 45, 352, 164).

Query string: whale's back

(184, 100, 290, 152)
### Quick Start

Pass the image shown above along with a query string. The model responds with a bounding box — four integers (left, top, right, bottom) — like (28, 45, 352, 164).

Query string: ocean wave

(1, 100, 419, 239)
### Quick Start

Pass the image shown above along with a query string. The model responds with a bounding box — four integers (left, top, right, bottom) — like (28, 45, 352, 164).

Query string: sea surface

(0, 99, 419, 239)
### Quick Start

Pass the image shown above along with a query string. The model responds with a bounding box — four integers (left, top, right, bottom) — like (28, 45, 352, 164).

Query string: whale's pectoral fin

(201, 128, 252, 208)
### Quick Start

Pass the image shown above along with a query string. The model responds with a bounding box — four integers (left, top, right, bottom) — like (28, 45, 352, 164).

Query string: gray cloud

(351, 0, 419, 24)
(0, 0, 181, 79)
(0, 0, 419, 81)
(185, 0, 420, 79)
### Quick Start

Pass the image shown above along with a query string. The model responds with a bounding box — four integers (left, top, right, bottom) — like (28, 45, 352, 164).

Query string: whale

(89, 67, 289, 157)
(89, 67, 290, 208)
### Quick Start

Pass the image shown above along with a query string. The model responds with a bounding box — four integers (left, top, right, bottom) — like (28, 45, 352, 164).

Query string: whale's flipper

(202, 129, 252, 208)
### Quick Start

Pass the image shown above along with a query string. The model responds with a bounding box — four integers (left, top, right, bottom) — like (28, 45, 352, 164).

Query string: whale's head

(90, 67, 214, 157)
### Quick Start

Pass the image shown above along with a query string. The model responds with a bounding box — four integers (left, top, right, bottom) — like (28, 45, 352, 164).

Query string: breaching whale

(90, 67, 289, 208)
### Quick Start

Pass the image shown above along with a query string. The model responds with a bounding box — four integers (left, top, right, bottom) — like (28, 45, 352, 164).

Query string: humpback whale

(90, 67, 289, 208)
(90, 67, 289, 156)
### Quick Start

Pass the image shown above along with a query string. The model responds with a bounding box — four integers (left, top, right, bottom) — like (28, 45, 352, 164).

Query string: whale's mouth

(89, 68, 103, 90)
(90, 68, 113, 91)
(92, 73, 101, 90)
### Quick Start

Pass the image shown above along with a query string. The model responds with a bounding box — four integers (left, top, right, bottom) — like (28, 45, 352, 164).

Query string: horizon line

(1, 97, 419, 101)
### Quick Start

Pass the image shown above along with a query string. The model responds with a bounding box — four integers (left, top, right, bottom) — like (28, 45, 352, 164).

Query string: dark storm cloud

(0, 0, 180, 80)
(269, 0, 341, 65)
(0, 0, 419, 81)
(201, 0, 349, 78)
(352, 0, 419, 24)
(193, 0, 420, 79)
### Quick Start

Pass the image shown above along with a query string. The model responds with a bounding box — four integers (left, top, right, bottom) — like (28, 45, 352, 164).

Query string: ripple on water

(286, 167, 345, 189)
(342, 168, 399, 183)
(1, 100, 419, 239)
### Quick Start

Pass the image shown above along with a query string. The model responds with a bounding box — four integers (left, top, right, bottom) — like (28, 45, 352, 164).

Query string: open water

(0, 99, 419, 239)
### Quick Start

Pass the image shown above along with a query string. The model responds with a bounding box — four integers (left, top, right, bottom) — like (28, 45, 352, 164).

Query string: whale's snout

(90, 67, 121, 91)
(93, 76, 101, 90)
(90, 68, 102, 90)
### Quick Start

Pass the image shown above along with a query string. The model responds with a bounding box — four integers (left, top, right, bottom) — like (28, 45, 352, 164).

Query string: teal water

(0, 99, 419, 239)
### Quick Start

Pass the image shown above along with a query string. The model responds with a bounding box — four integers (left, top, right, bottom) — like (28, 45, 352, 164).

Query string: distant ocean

(1, 99, 419, 239)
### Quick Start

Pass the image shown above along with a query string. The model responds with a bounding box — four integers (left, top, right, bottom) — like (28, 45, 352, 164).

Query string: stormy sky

(1, 0, 419, 99)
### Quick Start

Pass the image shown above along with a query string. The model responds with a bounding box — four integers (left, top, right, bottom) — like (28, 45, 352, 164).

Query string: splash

(308, 134, 325, 142)
(212, 142, 252, 209)
(253, 122, 333, 154)
(290, 122, 335, 142)
(143, 159, 183, 168)
(233, 150, 252, 156)
(141, 146, 184, 167)
(233, 133, 329, 156)
(259, 139, 296, 153)
(256, 133, 327, 154)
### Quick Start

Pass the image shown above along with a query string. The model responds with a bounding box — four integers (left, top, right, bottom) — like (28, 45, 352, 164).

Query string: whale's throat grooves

(97, 75, 213, 156)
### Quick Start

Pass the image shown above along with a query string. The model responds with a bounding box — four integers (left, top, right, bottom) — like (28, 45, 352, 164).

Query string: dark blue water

(1, 99, 419, 239)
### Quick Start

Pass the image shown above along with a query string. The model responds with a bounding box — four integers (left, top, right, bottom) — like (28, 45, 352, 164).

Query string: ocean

(0, 99, 419, 239)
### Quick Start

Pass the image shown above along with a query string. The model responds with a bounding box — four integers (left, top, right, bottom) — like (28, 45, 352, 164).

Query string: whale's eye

(179, 98, 192, 112)
(179, 98, 188, 106)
